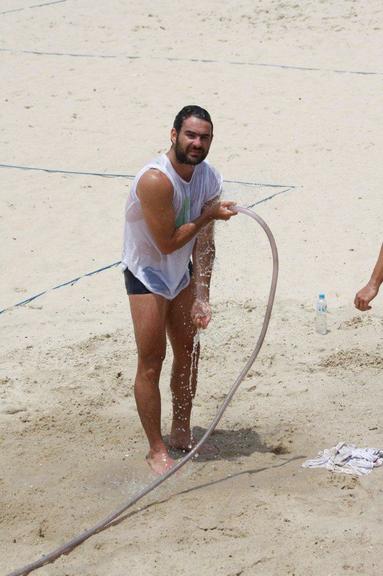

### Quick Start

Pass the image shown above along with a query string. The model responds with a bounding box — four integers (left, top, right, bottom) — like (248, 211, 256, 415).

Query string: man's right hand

(203, 201, 237, 221)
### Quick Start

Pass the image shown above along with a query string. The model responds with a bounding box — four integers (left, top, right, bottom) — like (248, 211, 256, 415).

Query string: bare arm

(191, 214, 216, 329)
(354, 243, 383, 311)
(137, 170, 236, 255)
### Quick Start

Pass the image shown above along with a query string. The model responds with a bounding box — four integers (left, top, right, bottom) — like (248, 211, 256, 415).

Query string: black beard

(174, 140, 208, 165)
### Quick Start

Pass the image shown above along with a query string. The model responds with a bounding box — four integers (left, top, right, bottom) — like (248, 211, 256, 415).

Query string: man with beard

(122, 105, 236, 474)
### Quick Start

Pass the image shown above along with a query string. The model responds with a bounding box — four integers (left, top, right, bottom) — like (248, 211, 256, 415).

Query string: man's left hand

(191, 299, 212, 329)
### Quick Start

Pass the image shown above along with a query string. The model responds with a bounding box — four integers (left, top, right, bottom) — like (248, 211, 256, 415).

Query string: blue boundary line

(0, 262, 121, 315)
(249, 186, 294, 207)
(0, 0, 67, 16)
(0, 163, 296, 189)
(0, 187, 294, 316)
(0, 162, 135, 179)
(0, 47, 381, 76)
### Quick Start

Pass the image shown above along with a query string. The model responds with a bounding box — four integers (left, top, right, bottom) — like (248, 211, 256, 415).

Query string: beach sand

(1, 1, 382, 574)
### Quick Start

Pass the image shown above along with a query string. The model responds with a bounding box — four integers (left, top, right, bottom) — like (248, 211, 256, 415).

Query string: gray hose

(7, 205, 278, 576)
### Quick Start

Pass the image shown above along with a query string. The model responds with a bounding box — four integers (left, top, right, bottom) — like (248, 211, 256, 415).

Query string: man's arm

(354, 243, 383, 311)
(191, 213, 216, 329)
(137, 170, 235, 255)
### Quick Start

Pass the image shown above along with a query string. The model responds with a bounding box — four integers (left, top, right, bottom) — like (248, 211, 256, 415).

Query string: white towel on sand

(302, 442, 383, 476)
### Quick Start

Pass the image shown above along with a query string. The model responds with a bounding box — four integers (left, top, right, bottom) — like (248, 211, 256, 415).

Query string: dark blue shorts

(124, 262, 193, 295)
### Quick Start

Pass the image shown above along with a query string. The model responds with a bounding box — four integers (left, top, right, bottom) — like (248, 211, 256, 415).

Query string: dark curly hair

(173, 105, 213, 133)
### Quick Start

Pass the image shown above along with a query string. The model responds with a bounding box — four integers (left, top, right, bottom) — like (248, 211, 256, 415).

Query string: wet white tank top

(122, 154, 222, 299)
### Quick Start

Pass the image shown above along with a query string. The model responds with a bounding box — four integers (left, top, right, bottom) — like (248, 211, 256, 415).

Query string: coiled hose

(7, 205, 278, 576)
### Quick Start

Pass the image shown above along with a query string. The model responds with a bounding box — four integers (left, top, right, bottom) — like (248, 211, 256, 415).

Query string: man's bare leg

(166, 283, 197, 449)
(167, 282, 218, 454)
(129, 293, 175, 474)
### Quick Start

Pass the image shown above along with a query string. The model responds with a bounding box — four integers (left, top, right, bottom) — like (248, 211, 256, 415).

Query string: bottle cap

(319, 293, 325, 299)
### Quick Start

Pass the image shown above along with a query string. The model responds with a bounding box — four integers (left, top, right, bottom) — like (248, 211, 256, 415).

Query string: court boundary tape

(0, 47, 382, 76)
(0, 162, 295, 188)
(0, 0, 67, 16)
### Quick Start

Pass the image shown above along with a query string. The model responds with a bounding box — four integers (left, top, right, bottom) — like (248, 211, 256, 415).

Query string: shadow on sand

(165, 425, 290, 463)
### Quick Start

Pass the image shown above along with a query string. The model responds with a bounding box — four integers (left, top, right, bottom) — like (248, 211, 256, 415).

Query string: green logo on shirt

(175, 196, 190, 228)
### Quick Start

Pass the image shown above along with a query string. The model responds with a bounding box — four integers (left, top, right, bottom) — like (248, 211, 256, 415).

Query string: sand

(1, 1, 383, 575)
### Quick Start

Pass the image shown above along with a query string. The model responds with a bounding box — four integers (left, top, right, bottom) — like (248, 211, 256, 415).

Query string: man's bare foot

(146, 449, 176, 476)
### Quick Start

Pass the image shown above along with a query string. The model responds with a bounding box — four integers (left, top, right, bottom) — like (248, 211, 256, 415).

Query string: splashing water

(189, 329, 200, 398)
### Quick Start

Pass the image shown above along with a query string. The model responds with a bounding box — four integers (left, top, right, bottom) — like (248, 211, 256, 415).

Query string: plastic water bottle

(315, 293, 327, 335)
